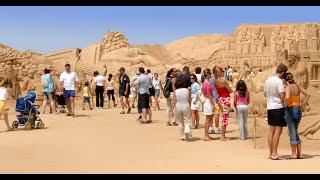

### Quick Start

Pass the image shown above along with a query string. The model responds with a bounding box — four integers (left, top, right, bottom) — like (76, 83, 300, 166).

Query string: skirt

(203, 98, 214, 115)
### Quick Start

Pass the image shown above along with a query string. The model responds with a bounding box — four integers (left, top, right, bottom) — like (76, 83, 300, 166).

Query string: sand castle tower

(100, 30, 129, 54)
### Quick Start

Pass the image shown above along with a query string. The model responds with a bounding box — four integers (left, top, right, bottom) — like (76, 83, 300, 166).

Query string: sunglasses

(190, 77, 195, 79)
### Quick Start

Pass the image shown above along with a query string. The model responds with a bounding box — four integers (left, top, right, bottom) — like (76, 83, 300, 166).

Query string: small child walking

(0, 78, 14, 131)
(82, 81, 93, 110)
(233, 80, 250, 140)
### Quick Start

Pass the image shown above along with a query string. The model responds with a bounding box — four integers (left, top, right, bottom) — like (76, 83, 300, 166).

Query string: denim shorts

(285, 106, 302, 145)
(64, 90, 76, 99)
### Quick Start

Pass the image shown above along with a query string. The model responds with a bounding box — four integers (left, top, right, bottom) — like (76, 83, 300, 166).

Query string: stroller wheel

(12, 121, 19, 129)
(25, 122, 32, 130)
(36, 122, 45, 129)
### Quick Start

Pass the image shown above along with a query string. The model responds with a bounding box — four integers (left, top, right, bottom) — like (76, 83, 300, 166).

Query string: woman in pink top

(202, 68, 215, 141)
(233, 80, 250, 140)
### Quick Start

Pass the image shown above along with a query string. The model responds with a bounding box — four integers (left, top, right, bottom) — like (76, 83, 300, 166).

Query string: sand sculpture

(0, 22, 319, 119)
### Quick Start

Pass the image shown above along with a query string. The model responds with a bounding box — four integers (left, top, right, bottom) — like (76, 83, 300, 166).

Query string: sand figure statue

(285, 53, 309, 89)
(299, 120, 320, 138)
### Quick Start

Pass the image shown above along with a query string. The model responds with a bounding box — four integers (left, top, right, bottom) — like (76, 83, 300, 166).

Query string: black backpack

(163, 77, 172, 98)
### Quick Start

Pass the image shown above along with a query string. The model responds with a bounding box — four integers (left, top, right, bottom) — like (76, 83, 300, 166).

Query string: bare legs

(204, 115, 214, 141)
(191, 110, 199, 129)
(268, 125, 283, 159)
(1, 112, 12, 131)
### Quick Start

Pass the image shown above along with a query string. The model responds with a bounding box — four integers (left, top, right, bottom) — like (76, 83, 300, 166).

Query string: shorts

(149, 87, 155, 96)
(119, 89, 130, 98)
(191, 98, 201, 111)
(43, 92, 53, 101)
(83, 96, 90, 103)
(0, 100, 5, 114)
(138, 93, 150, 109)
(203, 98, 214, 115)
(267, 108, 286, 127)
(130, 91, 137, 98)
(154, 89, 160, 98)
(64, 90, 76, 99)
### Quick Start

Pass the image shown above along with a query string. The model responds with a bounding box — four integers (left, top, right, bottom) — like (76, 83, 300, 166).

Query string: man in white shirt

(59, 64, 79, 116)
(264, 63, 287, 160)
(93, 71, 106, 109)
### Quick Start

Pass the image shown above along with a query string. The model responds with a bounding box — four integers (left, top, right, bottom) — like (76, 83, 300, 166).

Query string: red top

(216, 86, 230, 98)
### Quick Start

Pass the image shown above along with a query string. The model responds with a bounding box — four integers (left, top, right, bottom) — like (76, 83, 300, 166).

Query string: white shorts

(203, 98, 214, 116)
(190, 98, 201, 111)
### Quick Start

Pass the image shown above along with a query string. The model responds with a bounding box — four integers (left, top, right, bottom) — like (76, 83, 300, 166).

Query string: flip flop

(270, 156, 286, 160)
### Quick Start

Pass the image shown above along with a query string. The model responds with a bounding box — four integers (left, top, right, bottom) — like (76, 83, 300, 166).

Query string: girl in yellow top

(0, 78, 14, 131)
(82, 81, 93, 110)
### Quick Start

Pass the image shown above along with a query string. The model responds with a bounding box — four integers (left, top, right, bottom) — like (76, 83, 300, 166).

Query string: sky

(0, 6, 319, 53)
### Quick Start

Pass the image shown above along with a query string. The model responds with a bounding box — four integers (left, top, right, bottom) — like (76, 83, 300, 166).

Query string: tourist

(147, 69, 155, 108)
(0, 79, 13, 131)
(190, 73, 201, 129)
(152, 73, 163, 110)
(173, 73, 192, 141)
(163, 68, 178, 126)
(284, 72, 310, 159)
(234, 80, 250, 140)
(209, 66, 222, 134)
(195, 67, 202, 85)
(264, 63, 287, 160)
(59, 64, 79, 116)
(224, 67, 229, 81)
(93, 71, 105, 109)
(119, 67, 131, 114)
(202, 68, 215, 141)
(41, 67, 57, 114)
(130, 72, 139, 109)
(132, 67, 152, 124)
(81, 81, 93, 110)
(227, 66, 233, 82)
(182, 66, 191, 76)
(215, 67, 233, 141)
(106, 74, 116, 108)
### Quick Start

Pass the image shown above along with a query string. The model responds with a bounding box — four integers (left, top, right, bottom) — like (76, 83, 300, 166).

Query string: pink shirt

(202, 81, 213, 98)
(235, 91, 248, 106)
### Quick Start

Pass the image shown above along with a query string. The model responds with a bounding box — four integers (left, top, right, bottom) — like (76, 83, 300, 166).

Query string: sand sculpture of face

(286, 54, 299, 67)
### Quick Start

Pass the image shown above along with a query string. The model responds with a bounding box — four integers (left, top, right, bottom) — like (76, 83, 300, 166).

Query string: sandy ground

(0, 98, 319, 174)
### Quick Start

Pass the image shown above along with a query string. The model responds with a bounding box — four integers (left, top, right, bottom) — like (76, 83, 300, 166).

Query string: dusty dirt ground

(0, 97, 319, 174)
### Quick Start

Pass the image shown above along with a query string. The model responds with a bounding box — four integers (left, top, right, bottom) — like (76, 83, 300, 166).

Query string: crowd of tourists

(0, 62, 310, 160)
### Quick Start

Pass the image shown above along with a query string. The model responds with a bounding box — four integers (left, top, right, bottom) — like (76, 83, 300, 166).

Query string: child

(82, 81, 93, 110)
(233, 80, 250, 140)
(0, 78, 14, 131)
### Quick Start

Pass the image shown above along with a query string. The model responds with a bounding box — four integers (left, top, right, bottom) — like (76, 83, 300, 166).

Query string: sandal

(270, 155, 285, 160)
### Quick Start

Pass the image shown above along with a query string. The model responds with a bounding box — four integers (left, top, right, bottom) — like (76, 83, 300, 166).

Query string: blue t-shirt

(209, 75, 219, 102)
(191, 82, 200, 99)
(41, 74, 54, 93)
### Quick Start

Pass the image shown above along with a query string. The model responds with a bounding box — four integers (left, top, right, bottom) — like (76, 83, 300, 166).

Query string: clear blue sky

(0, 6, 319, 53)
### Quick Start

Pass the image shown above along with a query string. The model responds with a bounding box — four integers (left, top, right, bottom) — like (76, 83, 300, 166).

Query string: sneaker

(167, 122, 172, 126)
(208, 127, 215, 134)
(172, 122, 178, 126)
(185, 133, 192, 141)
(120, 111, 125, 114)
(214, 127, 222, 134)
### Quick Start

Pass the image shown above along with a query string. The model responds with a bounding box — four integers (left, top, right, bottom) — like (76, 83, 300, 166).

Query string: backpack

(163, 77, 172, 98)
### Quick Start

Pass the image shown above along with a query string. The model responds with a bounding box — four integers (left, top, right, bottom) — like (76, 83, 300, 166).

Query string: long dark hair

(236, 80, 247, 97)
(285, 72, 295, 84)
(166, 68, 175, 78)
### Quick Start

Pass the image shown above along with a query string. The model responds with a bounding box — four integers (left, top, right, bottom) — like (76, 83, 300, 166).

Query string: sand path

(0, 100, 319, 173)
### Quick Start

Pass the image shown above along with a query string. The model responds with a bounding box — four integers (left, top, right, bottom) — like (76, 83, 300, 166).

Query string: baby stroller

(12, 91, 45, 130)
(55, 93, 66, 113)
